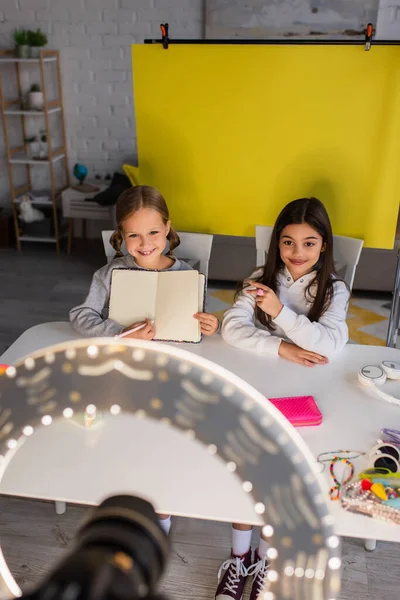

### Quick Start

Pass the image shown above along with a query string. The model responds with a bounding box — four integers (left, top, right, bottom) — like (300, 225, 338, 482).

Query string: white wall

(0, 0, 399, 206)
(376, 0, 400, 37)
(206, 0, 380, 38)
(0, 0, 203, 205)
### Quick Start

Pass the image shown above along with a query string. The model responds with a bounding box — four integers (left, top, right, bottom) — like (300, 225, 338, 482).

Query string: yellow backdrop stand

(132, 43, 400, 250)
(132, 38, 400, 346)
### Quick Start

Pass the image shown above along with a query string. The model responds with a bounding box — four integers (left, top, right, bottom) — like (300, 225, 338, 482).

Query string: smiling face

(122, 207, 170, 269)
(278, 222, 325, 280)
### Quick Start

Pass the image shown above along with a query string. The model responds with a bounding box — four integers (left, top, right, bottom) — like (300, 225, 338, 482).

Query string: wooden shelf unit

(0, 49, 70, 253)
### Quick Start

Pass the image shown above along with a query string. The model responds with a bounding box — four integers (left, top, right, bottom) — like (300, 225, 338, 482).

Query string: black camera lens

(29, 495, 169, 600)
(78, 495, 169, 593)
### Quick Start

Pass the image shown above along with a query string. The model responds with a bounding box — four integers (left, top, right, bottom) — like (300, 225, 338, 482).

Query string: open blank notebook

(109, 269, 206, 343)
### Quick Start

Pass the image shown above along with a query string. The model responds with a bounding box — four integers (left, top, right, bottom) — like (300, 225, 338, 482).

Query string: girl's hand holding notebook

(194, 312, 219, 336)
(109, 270, 206, 342)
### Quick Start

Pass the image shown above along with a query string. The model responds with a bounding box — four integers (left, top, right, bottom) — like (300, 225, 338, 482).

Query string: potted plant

(19, 94, 28, 110)
(39, 129, 48, 159)
(13, 28, 29, 59)
(28, 83, 44, 110)
(27, 28, 48, 58)
(25, 135, 40, 159)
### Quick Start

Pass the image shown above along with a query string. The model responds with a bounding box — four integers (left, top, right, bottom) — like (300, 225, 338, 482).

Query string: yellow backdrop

(132, 44, 400, 248)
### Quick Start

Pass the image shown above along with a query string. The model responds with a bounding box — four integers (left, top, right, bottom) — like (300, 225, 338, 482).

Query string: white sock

(257, 536, 271, 559)
(159, 516, 171, 535)
(232, 527, 252, 556)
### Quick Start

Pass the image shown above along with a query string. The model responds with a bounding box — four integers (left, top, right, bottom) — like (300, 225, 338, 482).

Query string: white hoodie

(221, 267, 350, 359)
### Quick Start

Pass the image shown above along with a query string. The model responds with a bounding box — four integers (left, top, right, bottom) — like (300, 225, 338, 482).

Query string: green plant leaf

(13, 28, 28, 46)
(27, 28, 48, 47)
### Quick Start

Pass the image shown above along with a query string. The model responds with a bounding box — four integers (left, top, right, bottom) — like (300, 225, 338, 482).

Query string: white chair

(101, 230, 214, 279)
(255, 224, 273, 267)
(332, 234, 364, 291)
(175, 232, 214, 279)
(255, 225, 363, 290)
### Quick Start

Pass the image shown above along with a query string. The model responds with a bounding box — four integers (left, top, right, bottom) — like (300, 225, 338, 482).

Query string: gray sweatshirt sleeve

(69, 270, 124, 338)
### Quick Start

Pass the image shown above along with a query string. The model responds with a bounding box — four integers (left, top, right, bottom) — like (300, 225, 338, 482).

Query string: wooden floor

(0, 241, 105, 356)
(0, 496, 398, 600)
(1, 243, 400, 599)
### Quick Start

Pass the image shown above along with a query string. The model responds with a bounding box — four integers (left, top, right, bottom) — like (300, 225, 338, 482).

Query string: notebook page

(155, 271, 200, 342)
(198, 274, 206, 312)
(108, 270, 158, 327)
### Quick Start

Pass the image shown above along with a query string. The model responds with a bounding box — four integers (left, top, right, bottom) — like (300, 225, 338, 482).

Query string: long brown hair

(110, 185, 180, 258)
(249, 197, 347, 330)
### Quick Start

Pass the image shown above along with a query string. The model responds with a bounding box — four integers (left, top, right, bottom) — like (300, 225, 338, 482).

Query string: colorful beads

(329, 457, 355, 501)
(385, 487, 397, 499)
(342, 481, 400, 524)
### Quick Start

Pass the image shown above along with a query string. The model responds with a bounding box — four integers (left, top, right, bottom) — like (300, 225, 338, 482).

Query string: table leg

(67, 218, 73, 256)
(364, 538, 377, 552)
(55, 501, 67, 515)
(386, 248, 400, 348)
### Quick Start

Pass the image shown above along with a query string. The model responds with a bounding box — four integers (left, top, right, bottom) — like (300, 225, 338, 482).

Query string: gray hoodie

(69, 254, 193, 337)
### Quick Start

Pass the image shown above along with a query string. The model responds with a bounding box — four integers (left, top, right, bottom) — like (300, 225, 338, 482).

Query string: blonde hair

(110, 185, 180, 258)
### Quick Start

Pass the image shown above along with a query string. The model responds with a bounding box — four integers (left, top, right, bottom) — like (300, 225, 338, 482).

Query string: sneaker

(215, 547, 252, 600)
(249, 549, 270, 600)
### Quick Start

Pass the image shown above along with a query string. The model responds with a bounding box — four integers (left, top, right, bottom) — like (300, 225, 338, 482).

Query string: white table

(1, 323, 400, 545)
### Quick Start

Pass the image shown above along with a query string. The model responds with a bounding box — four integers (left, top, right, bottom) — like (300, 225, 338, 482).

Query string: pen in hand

(116, 319, 154, 339)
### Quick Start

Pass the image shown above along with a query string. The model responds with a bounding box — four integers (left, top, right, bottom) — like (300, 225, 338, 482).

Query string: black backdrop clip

(365, 23, 373, 51)
(160, 23, 169, 49)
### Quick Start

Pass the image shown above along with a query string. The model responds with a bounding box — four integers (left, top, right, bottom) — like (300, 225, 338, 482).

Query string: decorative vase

(28, 91, 44, 110)
(39, 141, 48, 159)
(29, 46, 41, 59)
(16, 45, 29, 59)
(27, 142, 40, 159)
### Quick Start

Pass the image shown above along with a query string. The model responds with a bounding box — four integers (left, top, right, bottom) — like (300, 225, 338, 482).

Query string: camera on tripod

(22, 495, 169, 600)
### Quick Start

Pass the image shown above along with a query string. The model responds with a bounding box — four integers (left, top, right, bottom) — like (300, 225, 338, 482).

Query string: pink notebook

(268, 395, 322, 427)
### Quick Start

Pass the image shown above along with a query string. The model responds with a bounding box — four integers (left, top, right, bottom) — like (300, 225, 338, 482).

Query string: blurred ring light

(0, 338, 340, 600)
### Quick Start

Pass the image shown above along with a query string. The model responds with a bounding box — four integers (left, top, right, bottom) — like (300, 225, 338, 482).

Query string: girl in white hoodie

(216, 197, 350, 600)
(222, 196, 350, 367)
